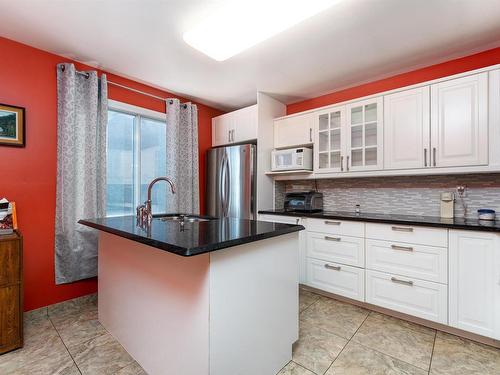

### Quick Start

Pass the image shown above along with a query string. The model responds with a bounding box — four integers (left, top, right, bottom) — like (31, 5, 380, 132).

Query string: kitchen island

(79, 215, 304, 375)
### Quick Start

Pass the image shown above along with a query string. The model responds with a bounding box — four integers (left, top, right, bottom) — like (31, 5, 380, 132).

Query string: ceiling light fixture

(183, 0, 340, 61)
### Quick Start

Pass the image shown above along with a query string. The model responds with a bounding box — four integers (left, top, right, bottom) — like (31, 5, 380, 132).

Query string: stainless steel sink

(154, 214, 212, 223)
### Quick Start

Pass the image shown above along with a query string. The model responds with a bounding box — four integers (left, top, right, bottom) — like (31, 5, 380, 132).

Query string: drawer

(366, 239, 447, 283)
(307, 218, 364, 237)
(307, 232, 365, 267)
(305, 258, 365, 301)
(366, 270, 447, 324)
(365, 223, 447, 247)
(258, 214, 302, 225)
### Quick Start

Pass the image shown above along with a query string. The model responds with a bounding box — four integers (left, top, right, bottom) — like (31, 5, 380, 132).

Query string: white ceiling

(1, 0, 500, 111)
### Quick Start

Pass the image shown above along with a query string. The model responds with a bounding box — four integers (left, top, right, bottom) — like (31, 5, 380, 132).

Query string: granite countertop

(79, 215, 304, 256)
(258, 209, 500, 232)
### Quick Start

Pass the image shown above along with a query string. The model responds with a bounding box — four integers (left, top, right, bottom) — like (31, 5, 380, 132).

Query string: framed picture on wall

(0, 103, 25, 147)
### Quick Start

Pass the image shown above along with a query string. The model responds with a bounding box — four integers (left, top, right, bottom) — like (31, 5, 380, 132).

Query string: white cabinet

(430, 73, 488, 167)
(307, 232, 365, 268)
(314, 106, 346, 173)
(449, 230, 500, 339)
(274, 113, 314, 149)
(212, 105, 258, 147)
(258, 214, 306, 284)
(384, 87, 430, 170)
(346, 97, 384, 171)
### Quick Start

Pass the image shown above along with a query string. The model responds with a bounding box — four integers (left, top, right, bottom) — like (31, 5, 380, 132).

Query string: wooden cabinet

(430, 73, 488, 167)
(384, 87, 430, 170)
(0, 233, 23, 354)
(449, 230, 500, 339)
(274, 112, 314, 149)
(212, 105, 258, 147)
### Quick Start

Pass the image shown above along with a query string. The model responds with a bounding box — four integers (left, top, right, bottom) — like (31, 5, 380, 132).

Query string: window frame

(107, 100, 167, 216)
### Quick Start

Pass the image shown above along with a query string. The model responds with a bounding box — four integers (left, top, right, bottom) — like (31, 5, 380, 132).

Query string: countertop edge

(258, 210, 500, 233)
(78, 219, 304, 256)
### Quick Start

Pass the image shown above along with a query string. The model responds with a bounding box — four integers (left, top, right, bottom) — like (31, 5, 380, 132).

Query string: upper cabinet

(346, 97, 383, 171)
(274, 112, 314, 149)
(212, 105, 258, 147)
(384, 87, 430, 170)
(314, 106, 346, 173)
(430, 73, 488, 167)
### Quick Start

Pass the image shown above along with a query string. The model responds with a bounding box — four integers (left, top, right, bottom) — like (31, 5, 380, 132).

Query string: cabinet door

(346, 97, 383, 171)
(212, 115, 232, 147)
(233, 105, 258, 143)
(384, 87, 430, 170)
(430, 73, 488, 167)
(274, 113, 314, 149)
(0, 286, 21, 352)
(449, 230, 500, 339)
(314, 106, 346, 173)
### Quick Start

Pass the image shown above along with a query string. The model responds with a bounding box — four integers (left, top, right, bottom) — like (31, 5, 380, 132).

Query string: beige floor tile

(299, 288, 320, 313)
(24, 306, 48, 321)
(0, 315, 68, 374)
(293, 324, 348, 374)
(326, 341, 428, 375)
(4, 353, 80, 375)
(50, 306, 107, 348)
(69, 332, 134, 374)
(352, 312, 435, 370)
(48, 293, 97, 320)
(300, 296, 369, 339)
(116, 361, 148, 375)
(430, 331, 500, 375)
(278, 361, 316, 375)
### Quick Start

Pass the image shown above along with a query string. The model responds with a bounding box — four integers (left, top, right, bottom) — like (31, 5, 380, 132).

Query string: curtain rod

(68, 67, 174, 103)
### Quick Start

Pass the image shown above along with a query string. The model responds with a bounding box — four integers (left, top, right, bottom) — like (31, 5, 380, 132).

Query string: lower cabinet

(307, 232, 365, 268)
(306, 258, 365, 301)
(365, 270, 448, 324)
(449, 230, 500, 339)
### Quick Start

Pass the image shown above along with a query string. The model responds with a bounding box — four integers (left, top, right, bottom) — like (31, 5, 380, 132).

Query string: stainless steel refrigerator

(206, 144, 256, 219)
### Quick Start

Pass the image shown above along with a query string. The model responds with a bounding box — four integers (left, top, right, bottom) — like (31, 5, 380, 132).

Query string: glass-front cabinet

(346, 97, 383, 171)
(314, 97, 383, 173)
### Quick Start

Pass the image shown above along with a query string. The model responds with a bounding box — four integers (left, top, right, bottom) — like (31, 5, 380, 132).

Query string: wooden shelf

(265, 169, 314, 176)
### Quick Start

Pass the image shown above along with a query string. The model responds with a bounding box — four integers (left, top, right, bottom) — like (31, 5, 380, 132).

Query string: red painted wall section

(0, 36, 222, 311)
(287, 46, 500, 114)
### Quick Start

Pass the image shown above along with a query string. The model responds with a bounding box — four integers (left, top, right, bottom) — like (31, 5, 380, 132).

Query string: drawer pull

(324, 220, 341, 225)
(391, 244, 414, 252)
(324, 264, 341, 271)
(325, 236, 341, 242)
(391, 226, 414, 232)
(391, 277, 414, 286)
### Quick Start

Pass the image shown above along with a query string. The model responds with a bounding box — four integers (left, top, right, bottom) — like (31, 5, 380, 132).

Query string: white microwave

(271, 147, 312, 171)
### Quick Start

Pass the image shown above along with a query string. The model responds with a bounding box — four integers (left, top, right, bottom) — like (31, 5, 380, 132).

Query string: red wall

(288, 46, 500, 114)
(0, 36, 222, 311)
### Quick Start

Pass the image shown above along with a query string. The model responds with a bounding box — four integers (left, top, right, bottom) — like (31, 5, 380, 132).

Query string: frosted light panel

(183, 0, 340, 61)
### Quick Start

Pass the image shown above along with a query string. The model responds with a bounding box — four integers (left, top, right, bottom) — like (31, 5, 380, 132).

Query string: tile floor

(278, 289, 500, 375)
(1, 289, 499, 374)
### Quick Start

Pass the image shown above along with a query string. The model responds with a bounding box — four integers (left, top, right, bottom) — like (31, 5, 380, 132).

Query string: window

(106, 101, 167, 216)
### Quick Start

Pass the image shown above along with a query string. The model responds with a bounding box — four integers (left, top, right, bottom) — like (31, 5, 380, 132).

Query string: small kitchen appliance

(440, 192, 454, 218)
(477, 209, 496, 221)
(271, 147, 312, 171)
(284, 191, 323, 212)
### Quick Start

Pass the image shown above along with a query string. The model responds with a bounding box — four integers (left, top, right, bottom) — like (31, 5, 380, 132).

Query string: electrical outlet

(456, 185, 467, 198)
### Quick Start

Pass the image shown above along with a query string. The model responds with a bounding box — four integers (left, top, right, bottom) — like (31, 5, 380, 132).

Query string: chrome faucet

(137, 177, 176, 228)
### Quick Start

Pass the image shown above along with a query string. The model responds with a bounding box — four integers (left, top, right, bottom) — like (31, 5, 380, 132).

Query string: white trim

(108, 99, 166, 121)
(274, 63, 500, 121)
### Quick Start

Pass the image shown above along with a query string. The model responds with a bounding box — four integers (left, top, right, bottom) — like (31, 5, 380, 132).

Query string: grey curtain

(165, 99, 200, 214)
(55, 63, 107, 284)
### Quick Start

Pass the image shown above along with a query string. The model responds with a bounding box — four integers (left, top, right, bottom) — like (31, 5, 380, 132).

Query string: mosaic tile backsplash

(274, 173, 500, 219)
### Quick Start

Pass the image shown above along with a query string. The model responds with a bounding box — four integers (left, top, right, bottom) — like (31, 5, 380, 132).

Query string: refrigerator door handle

(220, 152, 227, 216)
(225, 155, 231, 217)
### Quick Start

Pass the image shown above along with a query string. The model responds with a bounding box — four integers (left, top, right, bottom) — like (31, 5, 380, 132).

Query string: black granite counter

(79, 216, 304, 257)
(258, 209, 500, 233)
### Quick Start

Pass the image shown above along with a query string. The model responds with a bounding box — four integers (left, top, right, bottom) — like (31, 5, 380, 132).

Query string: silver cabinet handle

(391, 244, 414, 252)
(391, 277, 414, 286)
(325, 236, 341, 242)
(228, 130, 231, 142)
(295, 218, 300, 224)
(433, 147, 436, 167)
(341, 156, 344, 171)
(346, 155, 350, 171)
(309, 128, 312, 142)
(324, 220, 341, 225)
(391, 226, 414, 232)
(424, 148, 428, 167)
(324, 264, 341, 271)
